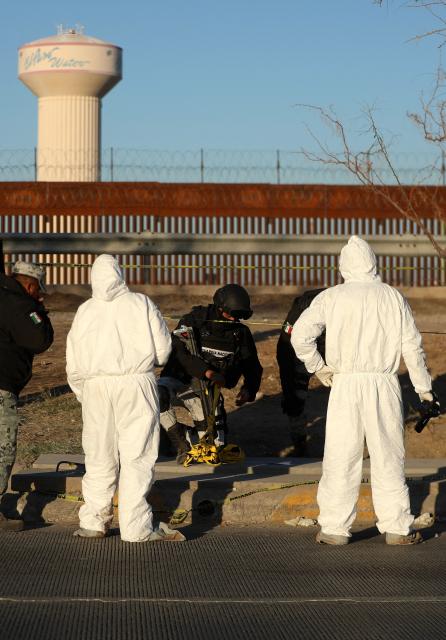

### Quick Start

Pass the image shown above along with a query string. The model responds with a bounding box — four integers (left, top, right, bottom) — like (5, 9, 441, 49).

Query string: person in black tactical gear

(0, 261, 54, 529)
(158, 284, 263, 463)
(276, 288, 325, 457)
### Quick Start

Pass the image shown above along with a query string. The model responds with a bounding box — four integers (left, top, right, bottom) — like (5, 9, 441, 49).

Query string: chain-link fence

(1, 148, 445, 185)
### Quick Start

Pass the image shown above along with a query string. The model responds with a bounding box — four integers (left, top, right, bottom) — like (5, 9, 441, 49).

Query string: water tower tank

(18, 26, 122, 181)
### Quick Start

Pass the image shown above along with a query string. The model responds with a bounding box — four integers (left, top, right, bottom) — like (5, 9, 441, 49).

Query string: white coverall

(66, 255, 171, 542)
(291, 236, 432, 537)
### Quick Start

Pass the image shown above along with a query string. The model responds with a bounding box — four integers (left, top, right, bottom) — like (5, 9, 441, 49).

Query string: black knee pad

(158, 385, 171, 413)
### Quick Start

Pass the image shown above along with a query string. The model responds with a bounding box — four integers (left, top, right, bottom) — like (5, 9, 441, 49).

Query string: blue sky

(1, 0, 440, 155)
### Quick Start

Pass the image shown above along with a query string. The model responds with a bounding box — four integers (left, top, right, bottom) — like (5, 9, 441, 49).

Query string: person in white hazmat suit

(66, 255, 185, 542)
(291, 236, 438, 546)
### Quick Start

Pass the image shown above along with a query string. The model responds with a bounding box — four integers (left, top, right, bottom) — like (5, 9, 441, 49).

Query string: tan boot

(147, 522, 186, 542)
(385, 531, 423, 546)
(73, 528, 106, 538)
(316, 530, 349, 545)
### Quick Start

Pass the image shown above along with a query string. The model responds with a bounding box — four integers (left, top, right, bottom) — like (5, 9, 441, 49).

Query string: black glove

(416, 391, 441, 433)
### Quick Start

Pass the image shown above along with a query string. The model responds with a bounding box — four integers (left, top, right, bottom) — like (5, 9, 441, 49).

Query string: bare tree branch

(298, 3, 446, 258)
(376, 0, 446, 46)
(408, 67, 446, 142)
(297, 104, 446, 258)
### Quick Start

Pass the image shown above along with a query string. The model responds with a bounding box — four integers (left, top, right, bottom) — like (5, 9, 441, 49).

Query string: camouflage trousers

(0, 390, 18, 494)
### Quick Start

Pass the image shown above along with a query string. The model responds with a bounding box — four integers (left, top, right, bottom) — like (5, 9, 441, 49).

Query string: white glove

(419, 392, 434, 403)
(315, 365, 334, 388)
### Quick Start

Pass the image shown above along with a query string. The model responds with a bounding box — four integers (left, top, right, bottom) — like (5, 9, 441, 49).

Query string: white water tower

(18, 26, 122, 181)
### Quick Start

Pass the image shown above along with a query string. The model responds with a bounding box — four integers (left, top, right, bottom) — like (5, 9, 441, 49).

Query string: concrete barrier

(9, 456, 446, 527)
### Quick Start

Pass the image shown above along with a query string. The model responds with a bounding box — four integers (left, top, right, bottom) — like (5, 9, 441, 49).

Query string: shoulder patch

(29, 311, 42, 325)
(282, 321, 293, 335)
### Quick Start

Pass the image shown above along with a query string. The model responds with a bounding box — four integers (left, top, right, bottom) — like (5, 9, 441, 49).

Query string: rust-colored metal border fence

(0, 182, 443, 287)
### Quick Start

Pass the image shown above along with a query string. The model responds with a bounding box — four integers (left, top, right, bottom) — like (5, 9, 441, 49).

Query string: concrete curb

(9, 456, 446, 526)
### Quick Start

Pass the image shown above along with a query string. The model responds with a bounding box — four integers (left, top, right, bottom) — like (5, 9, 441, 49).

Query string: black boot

(166, 423, 191, 465)
(158, 426, 175, 457)
(291, 435, 308, 457)
(0, 512, 24, 531)
(192, 419, 207, 443)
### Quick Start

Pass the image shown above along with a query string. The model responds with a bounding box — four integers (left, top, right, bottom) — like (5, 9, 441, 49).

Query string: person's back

(291, 236, 434, 546)
(66, 255, 182, 543)
(67, 255, 170, 389)
(323, 281, 416, 375)
(295, 238, 429, 386)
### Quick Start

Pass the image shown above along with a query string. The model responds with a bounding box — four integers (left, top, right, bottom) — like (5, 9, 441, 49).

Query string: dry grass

(13, 290, 446, 468)
(17, 394, 83, 468)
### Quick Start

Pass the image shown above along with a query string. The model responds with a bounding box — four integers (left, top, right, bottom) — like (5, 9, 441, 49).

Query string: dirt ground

(16, 286, 446, 468)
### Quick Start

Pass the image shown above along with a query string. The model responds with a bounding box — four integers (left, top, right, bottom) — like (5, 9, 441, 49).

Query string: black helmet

(213, 284, 253, 320)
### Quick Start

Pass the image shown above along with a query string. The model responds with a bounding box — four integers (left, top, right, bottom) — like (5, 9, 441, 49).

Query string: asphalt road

(0, 523, 445, 640)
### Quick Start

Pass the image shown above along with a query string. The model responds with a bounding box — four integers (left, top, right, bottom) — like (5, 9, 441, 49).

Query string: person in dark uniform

(0, 261, 54, 528)
(158, 284, 263, 463)
(276, 288, 325, 456)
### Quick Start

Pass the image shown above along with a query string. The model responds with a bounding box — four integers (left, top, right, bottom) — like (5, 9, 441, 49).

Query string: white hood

(339, 235, 381, 283)
(67, 259, 172, 399)
(90, 254, 129, 301)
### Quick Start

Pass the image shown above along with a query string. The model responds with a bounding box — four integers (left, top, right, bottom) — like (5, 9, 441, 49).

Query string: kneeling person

(158, 284, 263, 463)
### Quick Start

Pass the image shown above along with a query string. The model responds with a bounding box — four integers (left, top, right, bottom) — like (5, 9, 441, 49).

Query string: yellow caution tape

(6, 261, 443, 272)
(161, 315, 446, 334)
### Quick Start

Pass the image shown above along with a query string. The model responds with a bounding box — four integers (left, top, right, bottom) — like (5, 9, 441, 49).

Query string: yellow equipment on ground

(181, 373, 245, 467)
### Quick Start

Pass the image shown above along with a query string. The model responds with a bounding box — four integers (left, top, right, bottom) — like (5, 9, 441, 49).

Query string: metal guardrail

(1, 233, 444, 258)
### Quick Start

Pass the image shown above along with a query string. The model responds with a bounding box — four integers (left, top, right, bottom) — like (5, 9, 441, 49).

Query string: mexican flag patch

(282, 321, 293, 335)
(29, 311, 42, 325)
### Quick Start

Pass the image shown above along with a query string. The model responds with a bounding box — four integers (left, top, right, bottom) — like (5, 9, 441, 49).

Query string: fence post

(110, 147, 114, 182)
(276, 149, 281, 185)
(200, 148, 205, 183)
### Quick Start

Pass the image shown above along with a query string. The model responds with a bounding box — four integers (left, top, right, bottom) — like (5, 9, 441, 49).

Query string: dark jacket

(161, 304, 263, 400)
(0, 274, 54, 394)
(276, 289, 326, 417)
